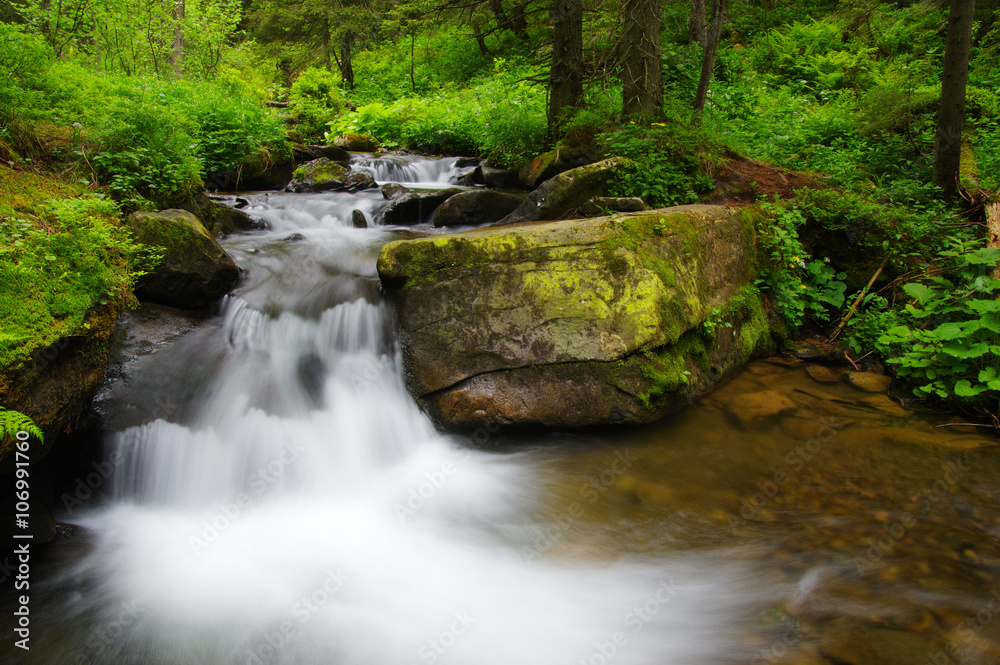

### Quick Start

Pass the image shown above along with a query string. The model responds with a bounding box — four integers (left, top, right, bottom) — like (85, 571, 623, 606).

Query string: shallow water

(4, 155, 999, 665)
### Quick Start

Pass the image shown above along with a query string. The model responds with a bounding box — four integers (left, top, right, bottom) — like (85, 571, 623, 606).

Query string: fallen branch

(828, 257, 888, 343)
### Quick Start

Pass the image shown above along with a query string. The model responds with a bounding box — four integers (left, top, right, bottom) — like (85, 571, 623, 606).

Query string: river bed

(3, 155, 999, 665)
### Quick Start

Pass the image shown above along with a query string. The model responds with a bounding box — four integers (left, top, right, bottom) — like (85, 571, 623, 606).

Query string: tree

(546, 0, 582, 133)
(621, 0, 663, 121)
(933, 0, 976, 198)
(692, 0, 725, 122)
(688, 0, 706, 45)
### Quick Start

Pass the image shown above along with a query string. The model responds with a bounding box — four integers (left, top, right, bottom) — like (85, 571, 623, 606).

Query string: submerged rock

(846, 371, 892, 392)
(433, 190, 526, 227)
(377, 204, 772, 428)
(126, 209, 240, 309)
(496, 157, 634, 226)
(286, 158, 378, 193)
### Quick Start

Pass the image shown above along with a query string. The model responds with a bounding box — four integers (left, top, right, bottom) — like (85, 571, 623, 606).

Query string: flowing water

(7, 155, 1000, 665)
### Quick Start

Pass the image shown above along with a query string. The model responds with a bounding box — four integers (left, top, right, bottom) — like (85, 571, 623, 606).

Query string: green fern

(0, 408, 43, 442)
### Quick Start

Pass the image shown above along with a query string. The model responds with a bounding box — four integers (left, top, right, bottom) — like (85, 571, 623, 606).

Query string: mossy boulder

(332, 133, 380, 152)
(380, 187, 463, 226)
(519, 145, 597, 189)
(377, 204, 773, 428)
(126, 209, 240, 309)
(433, 190, 527, 228)
(286, 158, 378, 193)
(497, 157, 634, 226)
(178, 193, 264, 238)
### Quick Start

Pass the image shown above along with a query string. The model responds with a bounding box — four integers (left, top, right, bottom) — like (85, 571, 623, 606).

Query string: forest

(2, 0, 1000, 421)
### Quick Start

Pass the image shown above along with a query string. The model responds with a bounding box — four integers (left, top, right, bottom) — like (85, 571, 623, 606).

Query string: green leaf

(933, 321, 981, 340)
(0, 408, 43, 442)
(954, 380, 987, 397)
(902, 282, 938, 305)
(941, 340, 989, 358)
(969, 299, 1000, 313)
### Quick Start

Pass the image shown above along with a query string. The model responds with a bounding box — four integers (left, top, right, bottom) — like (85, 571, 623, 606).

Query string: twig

(828, 257, 888, 342)
(844, 351, 861, 371)
(934, 422, 997, 430)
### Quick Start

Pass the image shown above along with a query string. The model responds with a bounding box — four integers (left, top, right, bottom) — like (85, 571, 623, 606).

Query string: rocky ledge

(377, 204, 774, 429)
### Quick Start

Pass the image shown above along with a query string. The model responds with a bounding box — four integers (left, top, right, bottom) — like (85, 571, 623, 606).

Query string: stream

(5, 154, 1000, 665)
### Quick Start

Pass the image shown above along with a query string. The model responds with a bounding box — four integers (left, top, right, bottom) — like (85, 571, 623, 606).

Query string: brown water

(522, 357, 1000, 665)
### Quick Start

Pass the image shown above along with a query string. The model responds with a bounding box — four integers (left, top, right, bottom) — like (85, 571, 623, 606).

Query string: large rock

(377, 204, 773, 428)
(332, 133, 380, 152)
(179, 193, 264, 238)
(433, 190, 527, 227)
(380, 188, 462, 226)
(0, 305, 118, 472)
(286, 158, 378, 193)
(497, 157, 634, 226)
(126, 210, 240, 309)
(519, 146, 597, 189)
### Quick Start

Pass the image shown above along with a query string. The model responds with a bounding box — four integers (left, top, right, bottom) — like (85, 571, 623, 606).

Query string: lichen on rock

(377, 204, 773, 428)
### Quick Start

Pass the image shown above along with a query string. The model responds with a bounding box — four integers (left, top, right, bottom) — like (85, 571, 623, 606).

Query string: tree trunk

(490, 0, 513, 32)
(933, 0, 976, 198)
(547, 0, 584, 134)
(692, 0, 726, 121)
(511, 1, 529, 38)
(170, 0, 184, 80)
(339, 30, 355, 90)
(621, 0, 664, 122)
(688, 0, 707, 45)
(410, 31, 416, 93)
(473, 22, 492, 56)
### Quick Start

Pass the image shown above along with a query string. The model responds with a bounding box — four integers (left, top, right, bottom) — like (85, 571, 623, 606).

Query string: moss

(0, 166, 143, 377)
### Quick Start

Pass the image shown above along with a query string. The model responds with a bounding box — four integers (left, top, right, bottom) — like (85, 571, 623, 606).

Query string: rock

(377, 204, 773, 428)
(352, 209, 368, 228)
(433, 190, 527, 227)
(287, 158, 377, 193)
(846, 371, 892, 392)
(519, 146, 596, 188)
(381, 188, 462, 226)
(820, 619, 953, 665)
(482, 166, 523, 189)
(581, 197, 646, 216)
(233, 197, 249, 209)
(455, 169, 480, 187)
(496, 157, 634, 226)
(381, 183, 409, 200)
(0, 305, 118, 472)
(178, 192, 264, 238)
(727, 390, 798, 429)
(292, 143, 351, 165)
(282, 233, 306, 242)
(806, 365, 844, 383)
(126, 209, 241, 309)
(331, 133, 380, 152)
(222, 143, 297, 191)
(455, 157, 481, 169)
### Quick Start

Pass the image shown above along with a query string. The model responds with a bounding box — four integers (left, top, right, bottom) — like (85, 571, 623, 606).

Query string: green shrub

(289, 67, 346, 143)
(876, 239, 1000, 412)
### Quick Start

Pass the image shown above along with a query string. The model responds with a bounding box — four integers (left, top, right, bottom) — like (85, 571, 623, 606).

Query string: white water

(46, 155, 764, 665)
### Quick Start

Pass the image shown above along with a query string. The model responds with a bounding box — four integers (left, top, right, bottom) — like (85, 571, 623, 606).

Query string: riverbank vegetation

(1, 0, 999, 419)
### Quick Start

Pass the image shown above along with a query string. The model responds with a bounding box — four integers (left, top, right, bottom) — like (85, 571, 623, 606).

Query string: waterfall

(32, 154, 758, 665)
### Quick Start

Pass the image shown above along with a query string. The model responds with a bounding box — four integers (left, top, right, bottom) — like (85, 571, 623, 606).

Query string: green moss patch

(0, 166, 150, 382)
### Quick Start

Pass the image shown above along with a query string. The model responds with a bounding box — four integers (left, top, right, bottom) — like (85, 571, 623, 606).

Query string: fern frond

(0, 408, 44, 442)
